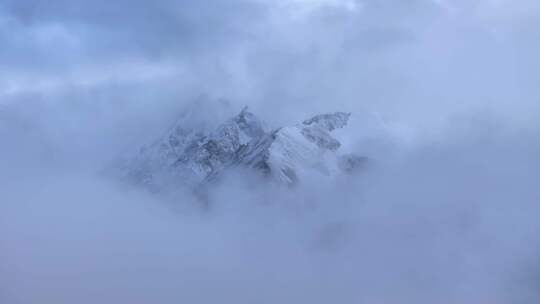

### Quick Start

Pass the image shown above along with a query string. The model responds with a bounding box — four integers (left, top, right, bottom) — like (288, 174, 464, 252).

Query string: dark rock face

(303, 112, 351, 131)
(301, 126, 342, 151)
(122, 107, 366, 191)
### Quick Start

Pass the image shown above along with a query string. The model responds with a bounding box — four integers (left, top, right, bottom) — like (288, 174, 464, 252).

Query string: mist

(1, 1, 540, 303)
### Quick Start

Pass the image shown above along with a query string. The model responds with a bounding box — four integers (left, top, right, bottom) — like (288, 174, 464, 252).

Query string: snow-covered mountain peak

(303, 112, 351, 131)
(122, 106, 365, 191)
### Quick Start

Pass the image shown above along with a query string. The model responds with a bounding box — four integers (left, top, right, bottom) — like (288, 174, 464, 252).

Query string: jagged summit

(303, 112, 351, 131)
(122, 107, 365, 191)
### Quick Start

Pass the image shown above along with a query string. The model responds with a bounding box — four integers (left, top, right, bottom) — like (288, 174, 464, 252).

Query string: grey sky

(1, 0, 538, 130)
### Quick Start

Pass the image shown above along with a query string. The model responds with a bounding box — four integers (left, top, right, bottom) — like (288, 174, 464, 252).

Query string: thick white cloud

(1, 1, 539, 302)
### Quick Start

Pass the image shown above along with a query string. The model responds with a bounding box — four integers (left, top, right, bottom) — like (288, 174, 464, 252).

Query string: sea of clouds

(1, 0, 540, 303)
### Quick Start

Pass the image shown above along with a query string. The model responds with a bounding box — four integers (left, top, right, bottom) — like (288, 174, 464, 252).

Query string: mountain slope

(122, 107, 366, 191)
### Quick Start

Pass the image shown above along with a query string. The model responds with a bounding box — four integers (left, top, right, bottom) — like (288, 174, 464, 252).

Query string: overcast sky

(2, 0, 539, 126)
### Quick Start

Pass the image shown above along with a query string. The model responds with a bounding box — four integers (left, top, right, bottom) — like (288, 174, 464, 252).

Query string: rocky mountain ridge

(122, 107, 367, 192)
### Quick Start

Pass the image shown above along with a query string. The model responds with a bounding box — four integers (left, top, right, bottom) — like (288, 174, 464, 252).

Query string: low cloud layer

(2, 118, 539, 303)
